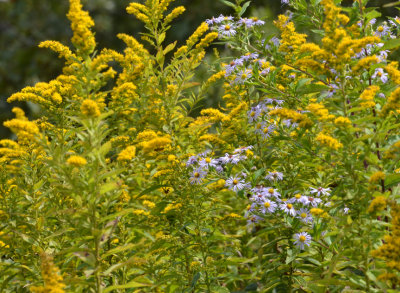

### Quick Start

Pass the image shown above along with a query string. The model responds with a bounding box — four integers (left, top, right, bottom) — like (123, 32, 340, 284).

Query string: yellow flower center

(295, 194, 301, 199)
(225, 25, 231, 31)
(287, 204, 293, 209)
(263, 128, 269, 134)
(241, 73, 247, 79)
(205, 158, 211, 163)
(377, 71, 382, 77)
(233, 179, 238, 185)
(264, 202, 270, 208)
(268, 188, 274, 194)
(299, 235, 306, 242)
(378, 26, 384, 32)
(250, 111, 256, 117)
(300, 213, 307, 218)
(194, 172, 200, 178)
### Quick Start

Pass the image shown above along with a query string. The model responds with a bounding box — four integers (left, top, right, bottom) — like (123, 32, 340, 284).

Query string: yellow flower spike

(187, 22, 209, 48)
(126, 2, 151, 24)
(369, 171, 385, 184)
(360, 85, 379, 109)
(334, 116, 352, 127)
(67, 155, 87, 167)
(367, 196, 387, 213)
(39, 40, 75, 60)
(67, 0, 96, 55)
(316, 133, 343, 150)
(117, 146, 136, 162)
(30, 253, 66, 293)
(164, 6, 185, 24)
(80, 99, 100, 117)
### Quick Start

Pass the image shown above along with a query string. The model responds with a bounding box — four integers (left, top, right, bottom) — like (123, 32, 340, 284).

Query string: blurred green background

(0, 0, 397, 138)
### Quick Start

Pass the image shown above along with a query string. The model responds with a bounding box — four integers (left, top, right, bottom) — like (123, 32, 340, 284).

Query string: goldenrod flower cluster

(367, 196, 387, 213)
(80, 99, 100, 117)
(307, 103, 335, 121)
(117, 146, 136, 162)
(360, 85, 379, 109)
(334, 116, 352, 127)
(381, 87, 400, 115)
(372, 203, 400, 272)
(66, 155, 87, 167)
(316, 133, 343, 150)
(269, 108, 313, 128)
(30, 253, 65, 293)
(67, 0, 96, 55)
(369, 171, 386, 184)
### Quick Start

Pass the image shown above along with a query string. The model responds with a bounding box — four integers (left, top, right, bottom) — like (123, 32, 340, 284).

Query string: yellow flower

(80, 99, 100, 117)
(316, 133, 343, 150)
(367, 196, 387, 213)
(67, 155, 87, 167)
(369, 171, 385, 184)
(30, 253, 66, 293)
(117, 146, 136, 162)
(334, 116, 351, 127)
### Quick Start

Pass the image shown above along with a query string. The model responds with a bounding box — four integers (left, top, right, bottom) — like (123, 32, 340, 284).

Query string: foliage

(2, 0, 400, 292)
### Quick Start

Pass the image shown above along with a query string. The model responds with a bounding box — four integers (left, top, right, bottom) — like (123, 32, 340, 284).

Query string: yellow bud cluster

(269, 108, 313, 128)
(353, 55, 379, 72)
(200, 108, 226, 122)
(307, 103, 335, 121)
(117, 146, 136, 162)
(39, 41, 75, 61)
(372, 203, 400, 271)
(367, 196, 387, 213)
(369, 171, 386, 184)
(360, 85, 379, 109)
(80, 99, 100, 117)
(142, 137, 172, 154)
(164, 6, 185, 24)
(67, 155, 87, 167)
(117, 33, 149, 57)
(187, 22, 209, 48)
(30, 253, 66, 293)
(67, 0, 96, 55)
(334, 116, 352, 127)
(316, 132, 343, 150)
(199, 134, 226, 145)
(385, 62, 400, 84)
(126, 2, 150, 24)
(381, 87, 400, 116)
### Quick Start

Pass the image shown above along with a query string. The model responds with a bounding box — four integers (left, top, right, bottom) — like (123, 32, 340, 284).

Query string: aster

(190, 167, 207, 184)
(234, 69, 252, 84)
(297, 208, 313, 224)
(247, 107, 262, 123)
(280, 202, 296, 216)
(293, 232, 312, 250)
(233, 145, 253, 154)
(302, 196, 322, 207)
(372, 68, 388, 83)
(186, 155, 198, 167)
(260, 199, 277, 214)
(226, 175, 249, 192)
(265, 171, 284, 182)
(218, 23, 237, 38)
(198, 157, 219, 169)
(310, 186, 331, 197)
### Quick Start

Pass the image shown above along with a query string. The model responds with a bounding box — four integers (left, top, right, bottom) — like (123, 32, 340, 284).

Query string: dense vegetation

(2, 0, 400, 292)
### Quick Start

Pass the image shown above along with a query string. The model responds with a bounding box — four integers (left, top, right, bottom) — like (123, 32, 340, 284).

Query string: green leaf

(382, 38, 400, 51)
(239, 1, 251, 17)
(190, 272, 201, 288)
(103, 280, 152, 293)
(385, 173, 400, 188)
(163, 41, 177, 55)
(297, 83, 329, 95)
(218, 0, 237, 9)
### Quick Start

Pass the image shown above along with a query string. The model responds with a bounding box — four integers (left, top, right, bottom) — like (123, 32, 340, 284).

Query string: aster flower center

(233, 179, 238, 185)
(268, 188, 274, 194)
(308, 197, 314, 202)
(287, 204, 293, 209)
(299, 235, 306, 242)
(378, 26, 384, 32)
(295, 194, 301, 199)
(250, 111, 255, 117)
(300, 213, 307, 218)
(225, 25, 231, 31)
(264, 202, 270, 208)
(378, 71, 382, 77)
(194, 172, 200, 178)
(241, 73, 247, 79)
(205, 158, 211, 163)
